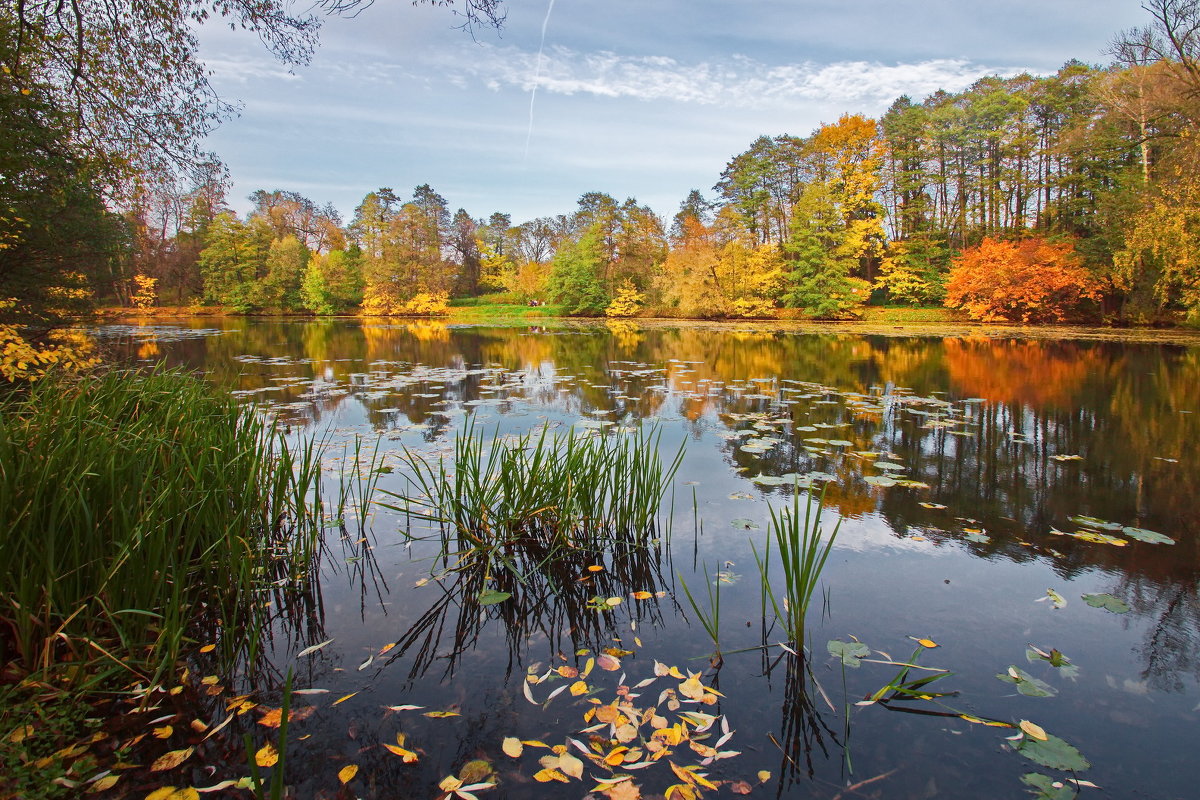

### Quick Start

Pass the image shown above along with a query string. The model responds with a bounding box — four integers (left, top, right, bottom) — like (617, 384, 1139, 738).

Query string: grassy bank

(0, 367, 328, 797)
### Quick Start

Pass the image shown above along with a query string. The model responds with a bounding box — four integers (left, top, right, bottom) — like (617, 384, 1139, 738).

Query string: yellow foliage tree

(130, 274, 158, 310)
(362, 288, 449, 316)
(1, 301, 99, 382)
(604, 279, 645, 317)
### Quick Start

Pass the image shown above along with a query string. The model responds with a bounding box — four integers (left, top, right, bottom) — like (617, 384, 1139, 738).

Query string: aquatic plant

(0, 367, 328, 686)
(382, 422, 683, 582)
(759, 486, 841, 645)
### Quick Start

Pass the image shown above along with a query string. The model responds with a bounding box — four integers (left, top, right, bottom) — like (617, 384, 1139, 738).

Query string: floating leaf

(918, 502, 947, 510)
(1044, 589, 1067, 609)
(383, 704, 423, 712)
(826, 639, 870, 668)
(423, 710, 461, 718)
(914, 638, 939, 649)
(338, 765, 358, 784)
(1121, 527, 1174, 545)
(997, 667, 1057, 697)
(383, 743, 419, 762)
(258, 706, 314, 728)
(152, 725, 173, 739)
(297, 639, 333, 658)
(145, 788, 200, 800)
(863, 475, 896, 488)
(729, 518, 759, 530)
(502, 737, 523, 758)
(1020, 773, 1075, 800)
(1082, 593, 1130, 614)
(254, 743, 278, 768)
(1016, 733, 1090, 771)
(1069, 516, 1122, 531)
(478, 589, 512, 606)
(1019, 720, 1049, 741)
(757, 770, 771, 783)
(150, 747, 194, 772)
(332, 692, 358, 706)
(596, 654, 621, 671)
(631, 591, 653, 600)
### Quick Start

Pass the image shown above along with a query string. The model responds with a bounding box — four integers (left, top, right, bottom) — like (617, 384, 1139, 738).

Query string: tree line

(5, 1, 1200, 376)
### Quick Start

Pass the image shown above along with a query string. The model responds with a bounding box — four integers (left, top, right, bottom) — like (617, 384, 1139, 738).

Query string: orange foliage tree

(944, 238, 1100, 323)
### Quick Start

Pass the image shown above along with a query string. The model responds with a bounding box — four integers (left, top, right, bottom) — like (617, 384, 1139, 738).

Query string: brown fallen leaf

(150, 747, 195, 772)
(730, 780, 753, 794)
(257, 706, 315, 728)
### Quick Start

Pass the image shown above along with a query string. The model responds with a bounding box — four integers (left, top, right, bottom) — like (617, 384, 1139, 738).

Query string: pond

(96, 318, 1199, 800)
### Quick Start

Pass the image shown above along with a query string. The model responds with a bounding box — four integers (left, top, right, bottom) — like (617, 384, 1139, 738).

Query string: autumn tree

(547, 227, 609, 315)
(944, 237, 1100, 322)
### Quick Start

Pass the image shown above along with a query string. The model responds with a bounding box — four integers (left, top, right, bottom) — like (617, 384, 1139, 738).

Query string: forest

(4, 1, 1200, 378)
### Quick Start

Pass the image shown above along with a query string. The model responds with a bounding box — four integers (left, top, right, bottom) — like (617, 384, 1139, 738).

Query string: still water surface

(97, 318, 1200, 799)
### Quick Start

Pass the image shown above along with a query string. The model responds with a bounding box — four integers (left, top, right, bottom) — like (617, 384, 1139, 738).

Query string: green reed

(0, 367, 327, 687)
(758, 486, 840, 645)
(678, 564, 721, 653)
(381, 422, 683, 579)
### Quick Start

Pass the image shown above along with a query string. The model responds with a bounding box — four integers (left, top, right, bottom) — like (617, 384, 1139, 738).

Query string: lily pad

(864, 475, 897, 488)
(1021, 773, 1077, 800)
(997, 666, 1057, 697)
(730, 518, 760, 530)
(1069, 515, 1123, 531)
(1121, 526, 1174, 545)
(478, 589, 512, 606)
(1016, 733, 1090, 772)
(1082, 593, 1130, 614)
(964, 531, 991, 544)
(827, 639, 870, 668)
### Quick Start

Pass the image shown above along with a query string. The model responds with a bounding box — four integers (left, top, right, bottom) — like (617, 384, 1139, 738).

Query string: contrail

(524, 0, 557, 163)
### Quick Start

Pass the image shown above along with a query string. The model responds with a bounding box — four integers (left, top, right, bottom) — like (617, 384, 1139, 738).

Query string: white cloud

(205, 55, 305, 84)
(444, 44, 1023, 108)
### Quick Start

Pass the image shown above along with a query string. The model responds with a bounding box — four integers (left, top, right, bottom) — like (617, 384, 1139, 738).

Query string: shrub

(945, 237, 1100, 323)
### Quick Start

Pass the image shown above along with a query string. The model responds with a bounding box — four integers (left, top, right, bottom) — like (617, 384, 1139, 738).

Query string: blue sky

(198, 0, 1149, 225)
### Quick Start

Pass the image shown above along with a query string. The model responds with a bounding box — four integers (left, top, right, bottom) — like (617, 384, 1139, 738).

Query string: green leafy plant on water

(757, 486, 840, 645)
(0, 367, 330, 689)
(380, 421, 684, 584)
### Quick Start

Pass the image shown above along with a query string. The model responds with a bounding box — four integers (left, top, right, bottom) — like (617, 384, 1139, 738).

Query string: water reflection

(91, 318, 1200, 797)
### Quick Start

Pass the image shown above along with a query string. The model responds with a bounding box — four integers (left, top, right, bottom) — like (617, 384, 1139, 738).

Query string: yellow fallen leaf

(422, 710, 460, 718)
(89, 775, 119, 792)
(557, 751, 585, 779)
(757, 770, 772, 783)
(255, 742, 278, 768)
(152, 725, 173, 739)
(145, 788, 200, 800)
(555, 665, 579, 678)
(534, 768, 570, 783)
(605, 597, 623, 606)
(502, 737, 523, 757)
(338, 764, 358, 784)
(150, 747, 194, 772)
(916, 638, 939, 648)
(1019, 720, 1048, 741)
(199, 644, 216, 653)
(569, 680, 589, 696)
(7, 724, 33, 743)
(332, 692, 358, 706)
(383, 743, 419, 762)
(439, 776, 463, 792)
(631, 591, 653, 600)
(587, 565, 605, 573)
(678, 673, 705, 701)
(200, 676, 218, 686)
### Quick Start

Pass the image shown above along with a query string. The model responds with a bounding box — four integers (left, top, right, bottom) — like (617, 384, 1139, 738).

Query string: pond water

(96, 318, 1199, 800)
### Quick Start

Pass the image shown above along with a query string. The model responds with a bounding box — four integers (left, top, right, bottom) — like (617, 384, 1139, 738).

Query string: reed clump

(760, 487, 840, 645)
(0, 367, 326, 687)
(384, 423, 683, 579)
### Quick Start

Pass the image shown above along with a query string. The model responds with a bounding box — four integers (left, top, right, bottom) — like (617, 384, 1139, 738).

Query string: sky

(197, 0, 1151, 226)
